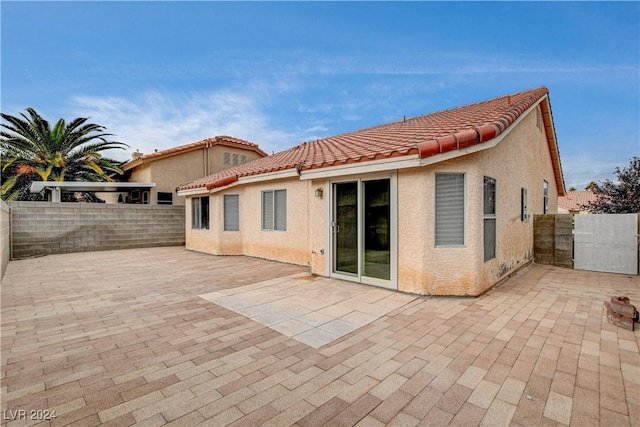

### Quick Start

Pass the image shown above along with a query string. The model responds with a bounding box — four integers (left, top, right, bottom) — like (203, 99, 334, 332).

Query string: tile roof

(122, 135, 267, 171)
(558, 190, 598, 212)
(178, 86, 561, 192)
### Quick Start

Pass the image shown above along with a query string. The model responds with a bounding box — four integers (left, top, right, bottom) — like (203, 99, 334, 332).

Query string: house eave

(299, 155, 421, 180)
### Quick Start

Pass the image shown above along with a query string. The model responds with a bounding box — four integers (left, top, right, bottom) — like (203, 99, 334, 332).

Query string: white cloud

(68, 85, 314, 162)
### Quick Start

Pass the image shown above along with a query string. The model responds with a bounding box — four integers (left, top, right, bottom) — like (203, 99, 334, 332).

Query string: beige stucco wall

(397, 104, 560, 296)
(146, 150, 203, 205)
(207, 146, 264, 175)
(185, 103, 562, 296)
(186, 177, 313, 267)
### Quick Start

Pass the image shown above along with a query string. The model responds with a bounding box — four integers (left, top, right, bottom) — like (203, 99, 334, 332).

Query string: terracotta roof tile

(178, 86, 557, 192)
(123, 135, 267, 171)
(558, 191, 598, 211)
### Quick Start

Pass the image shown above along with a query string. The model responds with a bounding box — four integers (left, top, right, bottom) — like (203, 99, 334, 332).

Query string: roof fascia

(299, 155, 421, 181)
(418, 97, 542, 168)
(122, 144, 206, 171)
(177, 168, 299, 197)
(215, 140, 268, 157)
(539, 96, 566, 196)
(177, 188, 210, 197)
(123, 139, 266, 172)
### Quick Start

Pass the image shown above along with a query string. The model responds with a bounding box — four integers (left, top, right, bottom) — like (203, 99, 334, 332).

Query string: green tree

(585, 181, 600, 192)
(583, 157, 640, 214)
(1, 108, 128, 201)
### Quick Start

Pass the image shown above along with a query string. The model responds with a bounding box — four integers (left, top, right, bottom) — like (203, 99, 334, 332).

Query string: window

(191, 196, 210, 229)
(262, 190, 286, 231)
(233, 154, 239, 165)
(142, 191, 149, 204)
(224, 195, 240, 231)
(435, 173, 465, 246)
(224, 153, 231, 165)
(158, 192, 173, 205)
(241, 155, 247, 164)
(521, 188, 528, 222)
(543, 180, 549, 214)
(484, 177, 496, 261)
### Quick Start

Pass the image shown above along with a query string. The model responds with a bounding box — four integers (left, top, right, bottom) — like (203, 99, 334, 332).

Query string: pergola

(29, 181, 156, 202)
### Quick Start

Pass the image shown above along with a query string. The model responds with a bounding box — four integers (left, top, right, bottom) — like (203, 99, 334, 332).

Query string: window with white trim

(262, 190, 286, 231)
(484, 176, 496, 261)
(435, 173, 465, 246)
(543, 180, 549, 214)
(224, 195, 240, 231)
(191, 196, 210, 230)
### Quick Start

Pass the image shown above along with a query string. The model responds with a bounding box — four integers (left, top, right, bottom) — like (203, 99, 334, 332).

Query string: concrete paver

(1, 246, 639, 426)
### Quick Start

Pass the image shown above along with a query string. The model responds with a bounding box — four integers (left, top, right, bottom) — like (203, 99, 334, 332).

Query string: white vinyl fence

(574, 213, 639, 275)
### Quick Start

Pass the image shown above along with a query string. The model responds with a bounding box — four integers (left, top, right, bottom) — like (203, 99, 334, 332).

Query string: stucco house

(558, 190, 597, 214)
(177, 86, 565, 296)
(107, 136, 267, 205)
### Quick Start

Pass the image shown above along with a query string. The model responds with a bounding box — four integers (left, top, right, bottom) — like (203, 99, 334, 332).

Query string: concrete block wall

(1, 200, 10, 280)
(533, 214, 555, 266)
(10, 202, 185, 259)
(533, 214, 573, 268)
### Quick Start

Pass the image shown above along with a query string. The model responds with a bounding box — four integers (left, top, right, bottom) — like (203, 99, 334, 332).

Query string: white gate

(574, 214, 639, 275)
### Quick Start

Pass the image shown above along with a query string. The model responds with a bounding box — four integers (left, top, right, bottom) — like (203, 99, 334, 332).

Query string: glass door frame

(328, 172, 397, 290)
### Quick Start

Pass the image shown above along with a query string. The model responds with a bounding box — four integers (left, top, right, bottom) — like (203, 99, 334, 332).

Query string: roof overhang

(176, 91, 565, 197)
(30, 181, 157, 203)
(177, 169, 299, 197)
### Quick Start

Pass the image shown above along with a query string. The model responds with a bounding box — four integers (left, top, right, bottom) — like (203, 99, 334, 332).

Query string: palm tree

(1, 108, 129, 201)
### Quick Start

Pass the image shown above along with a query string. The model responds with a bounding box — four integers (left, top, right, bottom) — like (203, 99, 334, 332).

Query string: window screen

(274, 190, 287, 231)
(262, 191, 274, 230)
(224, 195, 240, 231)
(435, 174, 465, 246)
(262, 190, 286, 231)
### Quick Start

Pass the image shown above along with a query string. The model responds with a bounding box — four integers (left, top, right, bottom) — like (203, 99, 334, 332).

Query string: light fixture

(315, 187, 323, 198)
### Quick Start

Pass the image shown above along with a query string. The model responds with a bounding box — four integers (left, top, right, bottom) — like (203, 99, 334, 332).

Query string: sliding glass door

(363, 179, 391, 281)
(334, 182, 358, 275)
(332, 176, 395, 288)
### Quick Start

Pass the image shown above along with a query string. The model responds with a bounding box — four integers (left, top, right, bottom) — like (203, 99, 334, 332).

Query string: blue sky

(2, 1, 638, 190)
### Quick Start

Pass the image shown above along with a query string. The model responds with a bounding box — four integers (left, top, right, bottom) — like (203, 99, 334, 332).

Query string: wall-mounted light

(314, 187, 323, 198)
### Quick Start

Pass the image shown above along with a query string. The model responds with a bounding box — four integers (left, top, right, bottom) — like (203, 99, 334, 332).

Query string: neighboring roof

(558, 190, 598, 212)
(178, 86, 564, 194)
(122, 135, 267, 171)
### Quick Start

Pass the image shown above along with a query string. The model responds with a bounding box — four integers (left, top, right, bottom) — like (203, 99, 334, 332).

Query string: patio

(1, 247, 638, 426)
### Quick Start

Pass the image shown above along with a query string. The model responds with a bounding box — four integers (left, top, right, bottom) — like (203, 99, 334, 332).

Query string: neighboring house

(558, 190, 597, 214)
(177, 86, 565, 296)
(105, 136, 267, 205)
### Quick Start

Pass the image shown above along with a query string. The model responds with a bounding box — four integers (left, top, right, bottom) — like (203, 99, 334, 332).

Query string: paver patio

(1, 246, 638, 426)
